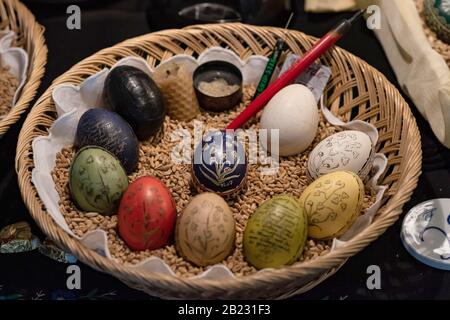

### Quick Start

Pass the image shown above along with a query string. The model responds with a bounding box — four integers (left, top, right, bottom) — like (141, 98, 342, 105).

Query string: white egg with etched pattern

(307, 130, 374, 181)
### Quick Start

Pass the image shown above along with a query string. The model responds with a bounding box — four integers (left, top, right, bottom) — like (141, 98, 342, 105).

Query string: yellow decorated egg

(243, 195, 308, 269)
(299, 171, 365, 240)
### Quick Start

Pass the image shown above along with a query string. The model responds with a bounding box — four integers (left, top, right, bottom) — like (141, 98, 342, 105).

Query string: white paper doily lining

(0, 30, 28, 107)
(32, 47, 387, 280)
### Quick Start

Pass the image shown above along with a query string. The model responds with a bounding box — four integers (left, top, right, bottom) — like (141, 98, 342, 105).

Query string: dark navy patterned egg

(75, 108, 139, 174)
(192, 130, 247, 195)
(104, 65, 166, 140)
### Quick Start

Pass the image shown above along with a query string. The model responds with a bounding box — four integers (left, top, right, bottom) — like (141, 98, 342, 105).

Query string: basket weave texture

(0, 0, 47, 137)
(15, 23, 422, 299)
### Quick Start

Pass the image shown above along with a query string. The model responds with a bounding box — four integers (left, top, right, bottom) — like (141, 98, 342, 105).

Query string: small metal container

(193, 60, 243, 112)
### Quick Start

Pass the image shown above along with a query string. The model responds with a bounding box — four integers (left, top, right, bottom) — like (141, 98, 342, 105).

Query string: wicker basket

(15, 23, 422, 299)
(0, 0, 47, 137)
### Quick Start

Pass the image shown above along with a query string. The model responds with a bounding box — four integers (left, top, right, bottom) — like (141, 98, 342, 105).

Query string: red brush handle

(226, 31, 341, 130)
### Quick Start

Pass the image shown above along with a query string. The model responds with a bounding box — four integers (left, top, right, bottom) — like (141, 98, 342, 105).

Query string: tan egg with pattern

(299, 171, 365, 240)
(175, 193, 235, 267)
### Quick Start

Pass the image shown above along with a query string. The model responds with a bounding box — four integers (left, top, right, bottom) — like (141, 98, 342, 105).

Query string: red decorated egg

(118, 176, 176, 251)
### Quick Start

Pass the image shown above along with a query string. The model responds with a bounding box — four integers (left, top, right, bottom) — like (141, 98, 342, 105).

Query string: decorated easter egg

(299, 171, 365, 240)
(104, 65, 166, 140)
(307, 130, 374, 181)
(69, 147, 129, 215)
(75, 108, 139, 174)
(175, 193, 235, 267)
(260, 84, 319, 156)
(243, 195, 308, 269)
(118, 176, 176, 251)
(192, 130, 247, 196)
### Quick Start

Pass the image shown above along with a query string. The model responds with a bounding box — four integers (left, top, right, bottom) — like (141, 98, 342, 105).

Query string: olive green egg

(69, 146, 129, 216)
(243, 195, 308, 269)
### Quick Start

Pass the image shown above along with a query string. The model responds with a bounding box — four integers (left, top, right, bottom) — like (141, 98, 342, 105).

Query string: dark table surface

(0, 0, 450, 300)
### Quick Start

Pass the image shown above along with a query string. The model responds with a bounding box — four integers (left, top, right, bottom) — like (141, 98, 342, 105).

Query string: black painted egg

(104, 65, 166, 140)
(75, 108, 139, 174)
(192, 130, 247, 196)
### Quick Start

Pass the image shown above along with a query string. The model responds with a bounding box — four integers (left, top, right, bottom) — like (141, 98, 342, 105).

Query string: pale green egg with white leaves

(69, 146, 129, 216)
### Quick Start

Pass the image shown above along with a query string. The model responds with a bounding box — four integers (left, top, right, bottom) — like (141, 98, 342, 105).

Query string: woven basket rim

(15, 23, 422, 299)
(0, 0, 47, 137)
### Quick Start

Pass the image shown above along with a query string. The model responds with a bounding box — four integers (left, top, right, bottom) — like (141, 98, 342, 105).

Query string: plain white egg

(260, 84, 319, 156)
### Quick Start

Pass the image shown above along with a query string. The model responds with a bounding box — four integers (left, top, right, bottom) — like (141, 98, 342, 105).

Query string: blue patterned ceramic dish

(401, 198, 450, 270)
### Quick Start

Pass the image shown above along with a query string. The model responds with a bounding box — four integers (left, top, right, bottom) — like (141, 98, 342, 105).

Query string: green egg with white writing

(69, 146, 129, 216)
(243, 195, 308, 269)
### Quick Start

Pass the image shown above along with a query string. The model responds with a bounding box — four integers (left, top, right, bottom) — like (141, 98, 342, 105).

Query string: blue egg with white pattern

(192, 130, 247, 195)
(75, 108, 139, 174)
